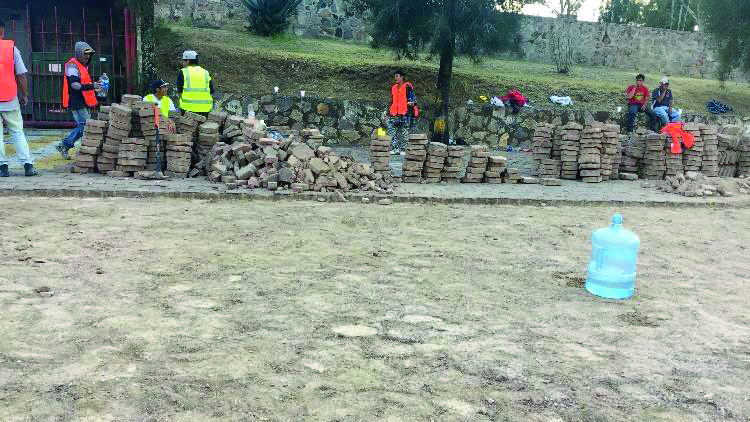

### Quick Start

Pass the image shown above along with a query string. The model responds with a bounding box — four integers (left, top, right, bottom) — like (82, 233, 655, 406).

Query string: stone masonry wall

(154, 1, 744, 79)
(155, 0, 369, 40)
(215, 93, 750, 148)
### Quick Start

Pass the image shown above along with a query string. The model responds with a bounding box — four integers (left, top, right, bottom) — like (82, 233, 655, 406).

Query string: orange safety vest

(0, 40, 17, 102)
(62, 57, 98, 108)
(389, 82, 419, 118)
(661, 122, 695, 154)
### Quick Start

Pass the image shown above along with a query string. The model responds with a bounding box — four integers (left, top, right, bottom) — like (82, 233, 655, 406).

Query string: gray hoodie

(65, 41, 96, 109)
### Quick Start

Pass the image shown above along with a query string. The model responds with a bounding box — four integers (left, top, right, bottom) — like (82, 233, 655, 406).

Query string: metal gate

(3, 3, 136, 127)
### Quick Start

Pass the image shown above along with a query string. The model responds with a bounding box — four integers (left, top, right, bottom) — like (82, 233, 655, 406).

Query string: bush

(241, 0, 304, 37)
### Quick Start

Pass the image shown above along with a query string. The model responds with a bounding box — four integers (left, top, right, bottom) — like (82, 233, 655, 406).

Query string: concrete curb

(1, 186, 747, 209)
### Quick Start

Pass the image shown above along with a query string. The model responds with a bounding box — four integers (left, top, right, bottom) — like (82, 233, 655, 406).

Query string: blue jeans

(653, 106, 680, 125)
(62, 108, 91, 150)
(625, 104, 657, 132)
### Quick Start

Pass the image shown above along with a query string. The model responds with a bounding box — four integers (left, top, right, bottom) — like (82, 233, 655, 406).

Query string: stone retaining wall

(154, 1, 749, 79)
(215, 93, 750, 147)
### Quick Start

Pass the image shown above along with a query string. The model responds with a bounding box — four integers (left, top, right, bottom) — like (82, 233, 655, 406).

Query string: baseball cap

(660, 77, 670, 84)
(181, 50, 198, 60)
(150, 79, 169, 93)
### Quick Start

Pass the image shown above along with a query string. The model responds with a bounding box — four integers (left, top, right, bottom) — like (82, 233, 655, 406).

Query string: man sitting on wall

(652, 77, 681, 127)
(624, 74, 656, 133)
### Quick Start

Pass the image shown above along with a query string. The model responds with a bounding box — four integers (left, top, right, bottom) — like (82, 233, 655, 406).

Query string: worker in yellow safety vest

(177, 50, 214, 115)
(143, 79, 176, 133)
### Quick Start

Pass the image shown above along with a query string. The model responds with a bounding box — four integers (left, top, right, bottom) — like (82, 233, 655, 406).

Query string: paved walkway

(3, 129, 67, 168)
(2, 173, 748, 208)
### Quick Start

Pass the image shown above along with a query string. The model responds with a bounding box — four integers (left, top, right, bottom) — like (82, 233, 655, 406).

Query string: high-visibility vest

(0, 40, 17, 102)
(62, 57, 98, 108)
(389, 82, 419, 118)
(144, 94, 171, 119)
(179, 66, 212, 113)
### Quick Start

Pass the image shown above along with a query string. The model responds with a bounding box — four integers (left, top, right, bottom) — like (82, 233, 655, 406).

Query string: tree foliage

(545, 0, 585, 16)
(241, 0, 304, 36)
(599, 0, 699, 31)
(355, 0, 534, 138)
(701, 0, 750, 80)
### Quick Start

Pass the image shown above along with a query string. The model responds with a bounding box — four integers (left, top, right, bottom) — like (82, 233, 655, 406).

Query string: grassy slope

(155, 25, 750, 115)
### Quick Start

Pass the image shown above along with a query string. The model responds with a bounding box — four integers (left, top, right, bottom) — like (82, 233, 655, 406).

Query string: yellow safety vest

(144, 94, 171, 119)
(179, 66, 213, 113)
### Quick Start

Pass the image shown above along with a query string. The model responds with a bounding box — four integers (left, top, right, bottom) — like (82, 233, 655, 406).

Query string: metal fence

(3, 4, 135, 127)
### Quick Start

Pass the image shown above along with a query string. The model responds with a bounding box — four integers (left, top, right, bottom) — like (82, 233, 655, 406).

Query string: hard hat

(181, 50, 198, 60)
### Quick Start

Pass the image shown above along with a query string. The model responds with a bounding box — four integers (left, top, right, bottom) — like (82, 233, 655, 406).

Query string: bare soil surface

(1, 197, 748, 421)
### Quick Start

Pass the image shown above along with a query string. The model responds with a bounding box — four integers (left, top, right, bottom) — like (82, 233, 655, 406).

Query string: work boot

(24, 163, 39, 177)
(56, 143, 70, 160)
(0, 164, 8, 177)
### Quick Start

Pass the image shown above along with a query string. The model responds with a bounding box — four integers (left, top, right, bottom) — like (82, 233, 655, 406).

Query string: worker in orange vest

(0, 18, 37, 177)
(56, 41, 101, 159)
(386, 70, 419, 155)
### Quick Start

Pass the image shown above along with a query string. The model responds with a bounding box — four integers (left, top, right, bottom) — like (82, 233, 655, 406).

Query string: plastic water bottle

(97, 73, 109, 98)
(585, 214, 640, 299)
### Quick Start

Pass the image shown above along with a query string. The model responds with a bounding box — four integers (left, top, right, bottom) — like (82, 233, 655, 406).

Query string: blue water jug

(585, 214, 640, 299)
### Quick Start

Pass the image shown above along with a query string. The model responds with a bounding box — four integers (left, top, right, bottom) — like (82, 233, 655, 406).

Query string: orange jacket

(389, 82, 419, 118)
(0, 40, 17, 102)
(62, 58, 98, 109)
(660, 122, 695, 154)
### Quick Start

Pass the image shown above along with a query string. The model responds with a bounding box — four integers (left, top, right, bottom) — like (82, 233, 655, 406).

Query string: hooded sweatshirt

(65, 41, 96, 110)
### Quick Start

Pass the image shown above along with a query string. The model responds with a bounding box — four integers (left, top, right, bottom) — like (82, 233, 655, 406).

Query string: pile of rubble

(652, 171, 750, 198)
(204, 118, 397, 193)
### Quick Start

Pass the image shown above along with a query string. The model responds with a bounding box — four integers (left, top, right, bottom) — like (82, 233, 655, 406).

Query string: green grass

(155, 25, 750, 114)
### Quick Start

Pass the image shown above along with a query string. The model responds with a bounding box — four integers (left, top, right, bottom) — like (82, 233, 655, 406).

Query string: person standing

(651, 77, 681, 127)
(624, 74, 656, 133)
(56, 41, 101, 159)
(386, 70, 419, 155)
(0, 18, 37, 177)
(143, 79, 177, 133)
(176, 50, 214, 116)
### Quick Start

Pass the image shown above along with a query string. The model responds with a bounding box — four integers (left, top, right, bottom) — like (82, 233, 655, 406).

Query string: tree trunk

(435, 0, 456, 143)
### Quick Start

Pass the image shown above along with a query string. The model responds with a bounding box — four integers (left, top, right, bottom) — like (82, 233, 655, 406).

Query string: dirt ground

(1, 197, 748, 421)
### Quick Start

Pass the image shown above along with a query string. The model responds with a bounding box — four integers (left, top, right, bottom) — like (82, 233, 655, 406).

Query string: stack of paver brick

(682, 123, 704, 174)
(134, 106, 163, 172)
(178, 111, 206, 147)
(485, 156, 507, 184)
(619, 133, 641, 180)
(700, 124, 719, 177)
(540, 159, 561, 179)
(301, 128, 324, 150)
(461, 145, 489, 183)
(578, 126, 603, 183)
(442, 146, 465, 183)
(97, 105, 110, 122)
(114, 138, 148, 176)
(664, 141, 684, 177)
(98, 103, 132, 173)
(560, 122, 582, 180)
(423, 142, 447, 183)
(600, 125, 620, 181)
(552, 126, 563, 160)
(74, 119, 107, 173)
(165, 133, 193, 178)
(505, 167, 522, 184)
(121, 94, 141, 108)
(207, 111, 228, 128)
(532, 123, 554, 168)
(191, 122, 221, 177)
(717, 126, 742, 178)
(369, 131, 391, 175)
(401, 134, 428, 183)
(739, 135, 750, 177)
(640, 132, 667, 180)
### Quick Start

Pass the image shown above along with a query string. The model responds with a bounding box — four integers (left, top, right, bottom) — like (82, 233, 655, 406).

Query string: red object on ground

(501, 89, 527, 106)
(660, 122, 695, 154)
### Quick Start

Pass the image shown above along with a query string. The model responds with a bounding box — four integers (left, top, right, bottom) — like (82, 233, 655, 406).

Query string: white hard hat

(181, 50, 198, 60)
(660, 76, 670, 84)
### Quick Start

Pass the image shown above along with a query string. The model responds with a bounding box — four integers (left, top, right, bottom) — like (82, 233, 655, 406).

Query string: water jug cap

(612, 213, 623, 225)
